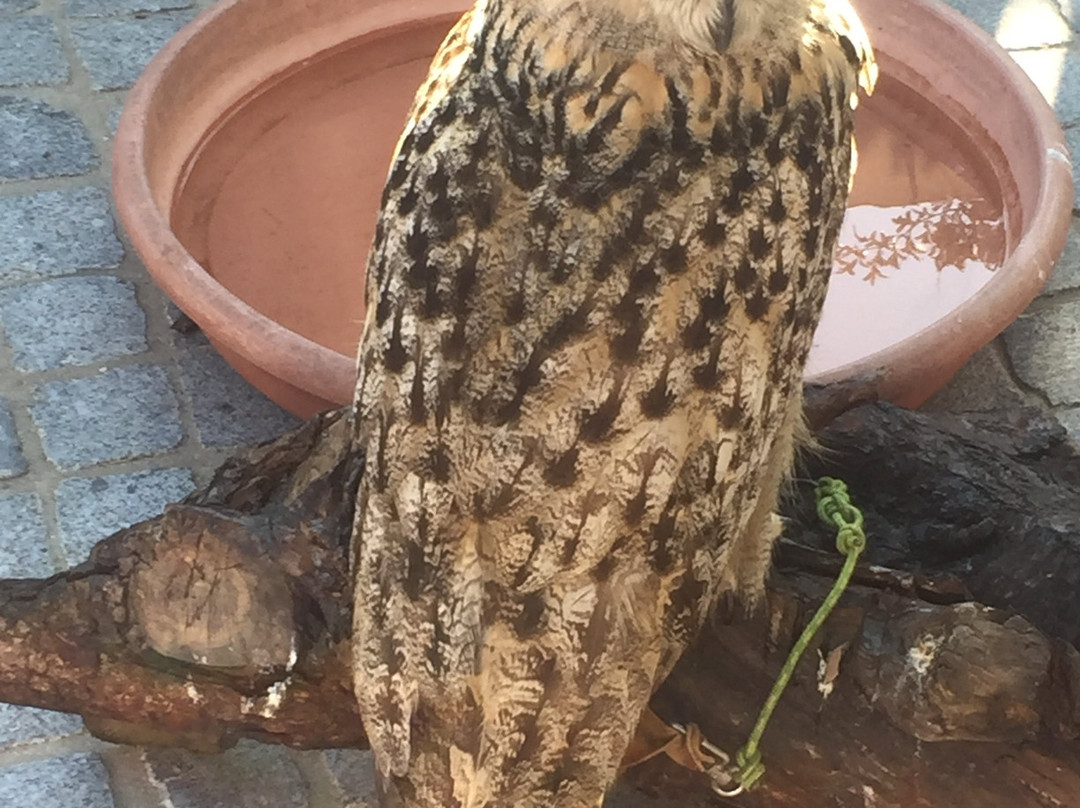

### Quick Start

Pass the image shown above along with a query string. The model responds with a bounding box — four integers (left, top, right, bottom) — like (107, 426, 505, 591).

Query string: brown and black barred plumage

(351, 0, 875, 805)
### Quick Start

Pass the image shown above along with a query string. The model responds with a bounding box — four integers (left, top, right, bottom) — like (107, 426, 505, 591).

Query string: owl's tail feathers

(354, 663, 417, 779)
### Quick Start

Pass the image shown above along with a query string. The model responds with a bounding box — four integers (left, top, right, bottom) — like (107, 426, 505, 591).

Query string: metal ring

(711, 782, 745, 798)
(669, 723, 742, 798)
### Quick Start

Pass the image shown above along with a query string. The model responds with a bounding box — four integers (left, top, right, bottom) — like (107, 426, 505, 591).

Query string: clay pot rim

(804, 0, 1073, 401)
(114, 0, 364, 407)
(113, 0, 1073, 412)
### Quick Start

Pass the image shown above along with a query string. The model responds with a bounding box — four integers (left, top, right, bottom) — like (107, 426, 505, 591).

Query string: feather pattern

(352, 0, 874, 804)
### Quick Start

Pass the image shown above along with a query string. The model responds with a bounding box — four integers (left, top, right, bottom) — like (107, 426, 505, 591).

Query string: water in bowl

(172, 35, 1009, 381)
(807, 73, 1009, 377)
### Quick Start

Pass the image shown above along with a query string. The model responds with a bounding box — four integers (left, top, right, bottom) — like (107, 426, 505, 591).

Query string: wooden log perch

(1, 400, 1079, 807)
(0, 409, 365, 752)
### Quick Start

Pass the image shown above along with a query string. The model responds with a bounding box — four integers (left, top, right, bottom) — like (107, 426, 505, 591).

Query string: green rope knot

(835, 524, 866, 555)
(715, 477, 867, 796)
(816, 477, 866, 555)
(732, 744, 765, 792)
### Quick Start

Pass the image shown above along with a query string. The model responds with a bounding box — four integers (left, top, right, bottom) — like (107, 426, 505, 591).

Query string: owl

(351, 0, 876, 805)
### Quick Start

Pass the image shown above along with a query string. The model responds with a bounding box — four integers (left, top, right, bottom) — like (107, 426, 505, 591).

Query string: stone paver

(56, 467, 195, 563)
(1, 0, 352, 803)
(1064, 124, 1080, 207)
(945, 0, 1080, 131)
(0, 276, 147, 371)
(178, 347, 300, 447)
(0, 754, 114, 807)
(0, 96, 97, 180)
(0, 703, 83, 748)
(0, 17, 68, 86)
(107, 103, 123, 135)
(0, 188, 124, 283)
(0, 492, 51, 577)
(1056, 404, 1080, 435)
(0, 399, 27, 480)
(0, 0, 38, 14)
(1047, 48, 1080, 124)
(1062, 0, 1080, 30)
(941, 0, 1014, 33)
(1008, 46, 1078, 128)
(32, 365, 184, 470)
(1003, 300, 1080, 406)
(66, 0, 194, 16)
(146, 742, 307, 808)
(1042, 218, 1080, 293)
(944, 0, 1072, 49)
(70, 11, 197, 90)
(922, 342, 1035, 413)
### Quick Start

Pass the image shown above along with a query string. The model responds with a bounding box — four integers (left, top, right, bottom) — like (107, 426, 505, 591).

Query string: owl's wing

(353, 1, 868, 802)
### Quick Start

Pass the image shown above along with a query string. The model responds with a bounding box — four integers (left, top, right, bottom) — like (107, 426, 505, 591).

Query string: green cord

(730, 477, 867, 792)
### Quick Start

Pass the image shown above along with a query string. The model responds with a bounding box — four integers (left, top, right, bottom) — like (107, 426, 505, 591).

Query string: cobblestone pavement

(0, 0, 1078, 806)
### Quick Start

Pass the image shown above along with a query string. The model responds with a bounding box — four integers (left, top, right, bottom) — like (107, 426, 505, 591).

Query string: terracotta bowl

(113, 0, 1073, 418)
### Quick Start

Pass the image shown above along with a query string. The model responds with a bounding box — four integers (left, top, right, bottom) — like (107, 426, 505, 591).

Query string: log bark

(1, 401, 1079, 807)
(0, 409, 364, 752)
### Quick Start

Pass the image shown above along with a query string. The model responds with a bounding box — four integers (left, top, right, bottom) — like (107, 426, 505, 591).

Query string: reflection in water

(833, 197, 1005, 284)
(806, 197, 1007, 377)
(805, 66, 1012, 379)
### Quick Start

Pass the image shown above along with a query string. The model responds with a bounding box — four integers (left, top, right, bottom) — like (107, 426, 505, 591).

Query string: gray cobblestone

(944, 0, 1072, 47)
(944, 0, 1080, 126)
(107, 103, 123, 135)
(70, 11, 197, 90)
(1042, 216, 1080, 293)
(178, 347, 300, 448)
(1065, 125, 1080, 207)
(1055, 405, 1080, 442)
(147, 741, 307, 808)
(0, 188, 124, 283)
(1003, 46, 1076, 129)
(1003, 300, 1080, 405)
(0, 398, 27, 480)
(922, 343, 1033, 412)
(57, 467, 195, 564)
(66, 0, 193, 16)
(1059, 0, 1080, 31)
(0, 492, 51, 577)
(32, 364, 184, 470)
(0, 276, 147, 371)
(0, 703, 83, 748)
(0, 96, 97, 180)
(943, 0, 1009, 33)
(0, 754, 114, 807)
(1042, 47, 1080, 124)
(0, 17, 68, 86)
(0, 0, 38, 13)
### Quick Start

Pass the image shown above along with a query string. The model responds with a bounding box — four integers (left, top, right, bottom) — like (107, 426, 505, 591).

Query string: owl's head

(616, 0, 802, 49)
(628, 0, 873, 83)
